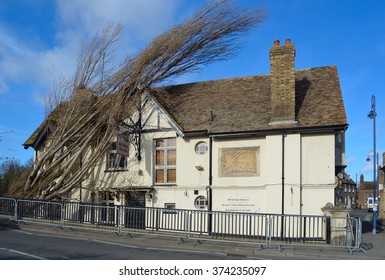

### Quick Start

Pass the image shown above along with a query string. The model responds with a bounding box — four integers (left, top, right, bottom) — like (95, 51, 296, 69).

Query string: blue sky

(0, 0, 384, 183)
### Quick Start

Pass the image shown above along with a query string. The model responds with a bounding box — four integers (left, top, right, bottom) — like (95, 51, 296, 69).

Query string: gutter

(208, 124, 348, 139)
(171, 124, 348, 140)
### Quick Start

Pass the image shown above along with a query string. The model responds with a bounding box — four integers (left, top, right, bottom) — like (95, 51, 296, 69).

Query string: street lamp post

(368, 95, 377, 235)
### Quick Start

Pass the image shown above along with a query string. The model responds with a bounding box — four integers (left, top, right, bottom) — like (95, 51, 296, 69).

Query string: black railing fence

(0, 197, 361, 252)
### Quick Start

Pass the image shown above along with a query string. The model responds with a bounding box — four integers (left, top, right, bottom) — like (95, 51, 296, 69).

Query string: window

(165, 203, 176, 209)
(195, 141, 208, 155)
(154, 138, 176, 184)
(194, 196, 207, 210)
(335, 132, 344, 166)
(106, 142, 127, 170)
(164, 203, 176, 214)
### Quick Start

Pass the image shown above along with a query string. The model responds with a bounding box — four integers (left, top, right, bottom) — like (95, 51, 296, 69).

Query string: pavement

(1, 216, 385, 260)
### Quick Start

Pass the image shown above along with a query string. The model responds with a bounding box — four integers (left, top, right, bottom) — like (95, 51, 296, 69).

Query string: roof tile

(154, 65, 347, 134)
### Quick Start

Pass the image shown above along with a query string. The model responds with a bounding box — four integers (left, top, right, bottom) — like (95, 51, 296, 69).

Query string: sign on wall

(220, 196, 257, 212)
(218, 147, 259, 177)
(117, 135, 129, 157)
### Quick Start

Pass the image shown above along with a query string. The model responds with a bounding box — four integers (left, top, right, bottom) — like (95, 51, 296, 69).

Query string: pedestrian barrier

(0, 197, 17, 221)
(0, 197, 361, 252)
(16, 199, 63, 229)
(62, 202, 120, 233)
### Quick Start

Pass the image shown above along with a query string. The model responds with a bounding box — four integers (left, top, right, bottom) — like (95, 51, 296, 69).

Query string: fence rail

(0, 197, 16, 220)
(0, 197, 361, 252)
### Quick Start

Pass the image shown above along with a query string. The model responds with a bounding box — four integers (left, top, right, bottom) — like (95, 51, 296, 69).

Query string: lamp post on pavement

(368, 95, 377, 235)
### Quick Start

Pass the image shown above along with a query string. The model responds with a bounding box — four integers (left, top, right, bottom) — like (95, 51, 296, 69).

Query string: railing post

(118, 205, 122, 235)
(266, 215, 271, 245)
(326, 216, 331, 244)
(357, 217, 362, 249)
(156, 208, 160, 231)
(60, 202, 64, 229)
(185, 211, 190, 240)
(13, 198, 18, 222)
(302, 216, 306, 243)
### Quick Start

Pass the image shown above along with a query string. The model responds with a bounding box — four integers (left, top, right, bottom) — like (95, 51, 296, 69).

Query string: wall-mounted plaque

(219, 147, 259, 177)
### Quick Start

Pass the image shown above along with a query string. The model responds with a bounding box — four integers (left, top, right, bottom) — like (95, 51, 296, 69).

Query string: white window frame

(106, 141, 128, 171)
(194, 196, 208, 210)
(154, 138, 176, 185)
(163, 203, 176, 214)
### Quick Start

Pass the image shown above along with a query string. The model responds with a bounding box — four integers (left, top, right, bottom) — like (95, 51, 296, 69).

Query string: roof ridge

(162, 65, 338, 88)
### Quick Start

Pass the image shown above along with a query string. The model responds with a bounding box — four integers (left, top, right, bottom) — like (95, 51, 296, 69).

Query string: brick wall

(269, 40, 296, 123)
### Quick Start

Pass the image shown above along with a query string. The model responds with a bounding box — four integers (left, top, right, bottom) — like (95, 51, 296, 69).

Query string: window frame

(154, 138, 176, 185)
(163, 203, 177, 214)
(106, 141, 128, 171)
(194, 196, 208, 210)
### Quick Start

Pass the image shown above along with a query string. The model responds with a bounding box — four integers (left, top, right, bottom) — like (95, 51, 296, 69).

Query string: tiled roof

(359, 182, 376, 191)
(152, 65, 347, 134)
(23, 87, 94, 149)
(24, 65, 348, 148)
(23, 119, 48, 148)
(23, 102, 68, 149)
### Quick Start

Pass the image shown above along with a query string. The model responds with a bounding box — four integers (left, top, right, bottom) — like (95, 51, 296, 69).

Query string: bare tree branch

(8, 0, 266, 200)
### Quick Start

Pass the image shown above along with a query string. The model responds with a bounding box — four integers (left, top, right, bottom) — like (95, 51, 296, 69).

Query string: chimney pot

(273, 40, 280, 46)
(285, 39, 291, 45)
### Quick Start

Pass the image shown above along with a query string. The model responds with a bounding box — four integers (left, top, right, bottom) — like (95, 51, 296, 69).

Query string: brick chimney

(269, 39, 296, 124)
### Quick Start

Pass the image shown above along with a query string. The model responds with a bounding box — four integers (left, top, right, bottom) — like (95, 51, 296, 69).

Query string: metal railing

(0, 197, 16, 221)
(0, 197, 361, 252)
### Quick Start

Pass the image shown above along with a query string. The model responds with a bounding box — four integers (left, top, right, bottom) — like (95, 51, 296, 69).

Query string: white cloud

(0, 0, 190, 97)
(56, 0, 183, 40)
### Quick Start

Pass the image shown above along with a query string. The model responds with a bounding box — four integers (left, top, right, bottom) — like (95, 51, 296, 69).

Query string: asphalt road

(0, 225, 249, 260)
(3, 212, 377, 261)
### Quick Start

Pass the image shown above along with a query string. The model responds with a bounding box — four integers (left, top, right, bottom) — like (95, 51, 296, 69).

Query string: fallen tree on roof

(8, 0, 266, 200)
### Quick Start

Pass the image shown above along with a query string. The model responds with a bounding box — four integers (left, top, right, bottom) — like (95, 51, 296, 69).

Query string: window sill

(154, 184, 177, 187)
(104, 169, 128, 173)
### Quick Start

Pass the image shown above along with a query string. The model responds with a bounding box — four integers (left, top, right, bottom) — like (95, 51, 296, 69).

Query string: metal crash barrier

(0, 197, 17, 221)
(16, 199, 63, 229)
(0, 197, 362, 252)
(62, 202, 120, 233)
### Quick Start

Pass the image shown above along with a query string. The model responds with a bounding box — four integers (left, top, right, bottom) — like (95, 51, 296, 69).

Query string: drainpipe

(281, 132, 285, 215)
(209, 136, 213, 187)
(206, 136, 213, 234)
(300, 136, 303, 216)
(281, 132, 286, 240)
(79, 152, 83, 203)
